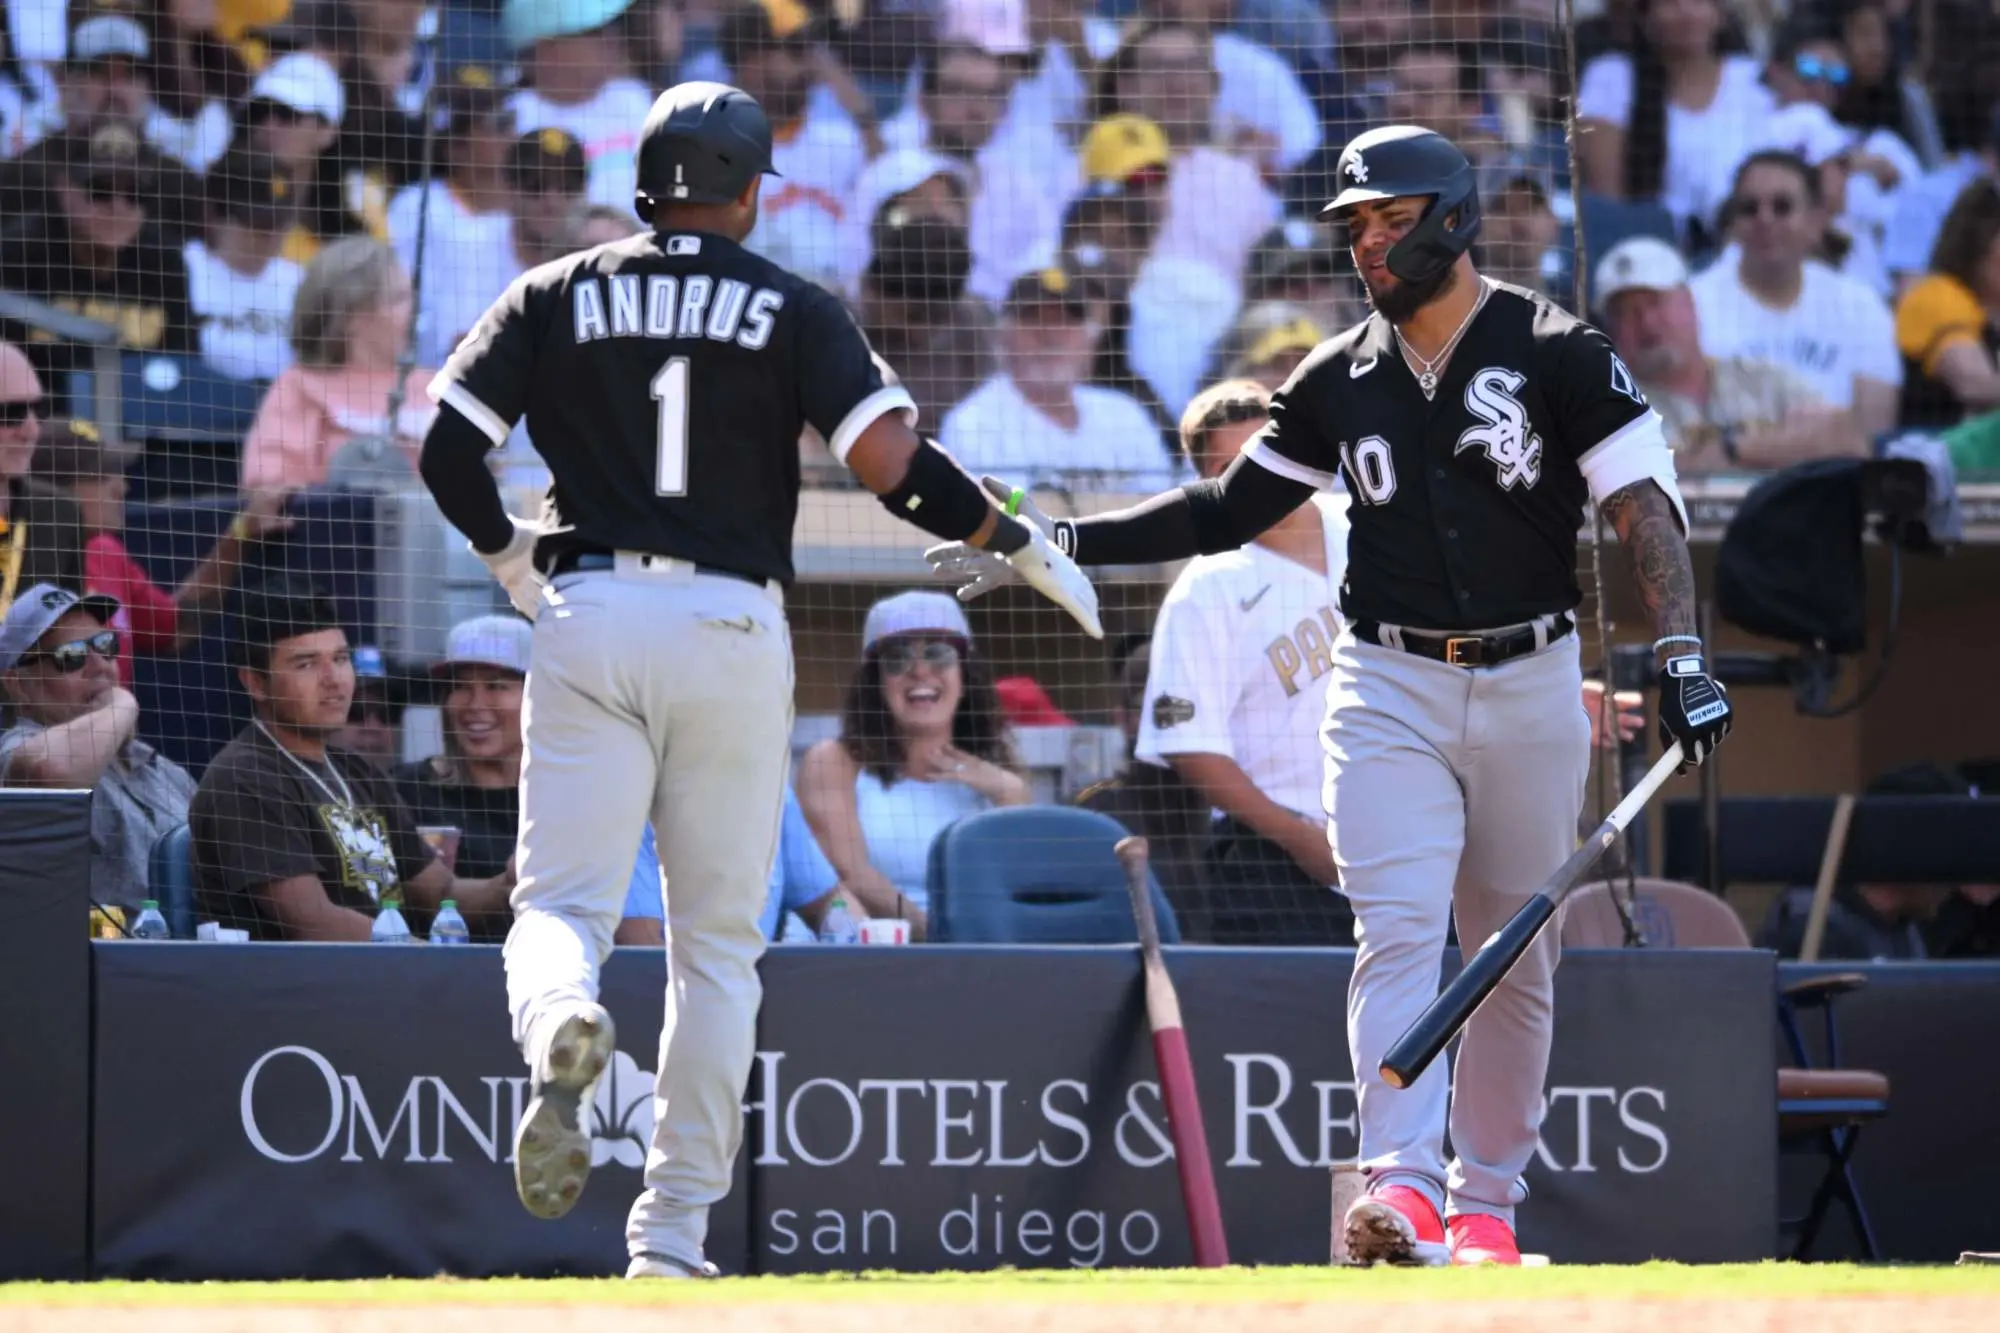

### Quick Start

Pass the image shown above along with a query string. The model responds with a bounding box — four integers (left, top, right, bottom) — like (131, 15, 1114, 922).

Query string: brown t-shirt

(190, 724, 435, 940)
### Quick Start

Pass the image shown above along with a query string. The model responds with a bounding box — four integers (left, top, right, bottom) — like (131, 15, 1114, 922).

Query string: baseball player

(417, 82, 1100, 1280)
(1135, 378, 1355, 946)
(933, 125, 1733, 1265)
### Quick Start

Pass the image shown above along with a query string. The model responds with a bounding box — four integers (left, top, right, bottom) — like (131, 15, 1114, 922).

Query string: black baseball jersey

(1245, 280, 1679, 631)
(431, 229, 914, 587)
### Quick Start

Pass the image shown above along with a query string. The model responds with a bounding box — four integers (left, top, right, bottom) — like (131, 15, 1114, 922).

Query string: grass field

(6, 1265, 2000, 1333)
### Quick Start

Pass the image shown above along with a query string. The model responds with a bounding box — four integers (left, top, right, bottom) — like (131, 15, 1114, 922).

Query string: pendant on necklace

(1418, 371, 1438, 399)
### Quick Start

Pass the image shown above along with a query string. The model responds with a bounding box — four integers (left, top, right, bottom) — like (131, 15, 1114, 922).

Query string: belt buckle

(1444, 636, 1483, 668)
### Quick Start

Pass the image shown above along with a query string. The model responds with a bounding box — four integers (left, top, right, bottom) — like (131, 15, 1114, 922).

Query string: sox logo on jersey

(1455, 367, 1542, 492)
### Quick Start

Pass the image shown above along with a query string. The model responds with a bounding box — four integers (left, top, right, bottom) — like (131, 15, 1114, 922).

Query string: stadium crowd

(1, 0, 1996, 954)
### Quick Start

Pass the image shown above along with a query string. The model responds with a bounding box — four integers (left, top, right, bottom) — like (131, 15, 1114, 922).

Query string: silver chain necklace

(255, 720, 355, 809)
(1394, 278, 1492, 401)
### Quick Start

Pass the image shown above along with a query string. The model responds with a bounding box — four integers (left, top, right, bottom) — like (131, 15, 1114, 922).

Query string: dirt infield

(7, 1295, 1999, 1333)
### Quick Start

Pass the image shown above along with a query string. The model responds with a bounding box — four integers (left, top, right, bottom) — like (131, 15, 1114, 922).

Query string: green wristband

(1005, 487, 1025, 517)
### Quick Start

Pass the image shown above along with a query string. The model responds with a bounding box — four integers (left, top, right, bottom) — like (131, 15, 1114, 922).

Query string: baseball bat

(1115, 836, 1230, 1268)
(1378, 742, 1686, 1091)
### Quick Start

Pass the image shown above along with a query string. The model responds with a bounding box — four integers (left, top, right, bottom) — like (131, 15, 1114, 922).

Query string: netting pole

(383, 8, 445, 446)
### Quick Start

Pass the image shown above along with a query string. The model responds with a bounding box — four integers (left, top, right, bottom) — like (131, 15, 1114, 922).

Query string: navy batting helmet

(634, 81, 780, 216)
(1322, 125, 1482, 285)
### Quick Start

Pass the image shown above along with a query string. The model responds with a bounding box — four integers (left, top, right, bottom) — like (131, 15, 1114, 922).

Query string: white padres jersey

(1136, 492, 1351, 819)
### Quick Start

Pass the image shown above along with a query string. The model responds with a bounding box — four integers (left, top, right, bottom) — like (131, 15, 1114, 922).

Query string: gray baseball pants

(503, 554, 793, 1271)
(1322, 625, 1588, 1225)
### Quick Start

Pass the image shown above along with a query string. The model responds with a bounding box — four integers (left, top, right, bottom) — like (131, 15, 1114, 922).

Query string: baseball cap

(250, 51, 346, 125)
(0, 585, 121, 673)
(862, 591, 971, 651)
(502, 0, 636, 50)
(506, 127, 589, 195)
(437, 61, 514, 130)
(996, 675, 1073, 727)
(1592, 235, 1691, 307)
(207, 147, 299, 231)
(56, 121, 149, 194)
(351, 644, 389, 681)
(1002, 265, 1091, 320)
(1239, 312, 1327, 368)
(1081, 114, 1170, 186)
(71, 13, 150, 63)
(942, 0, 1033, 57)
(433, 615, 533, 677)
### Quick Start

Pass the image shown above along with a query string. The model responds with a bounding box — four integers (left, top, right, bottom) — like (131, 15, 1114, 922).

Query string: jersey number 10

(1339, 435, 1397, 505)
(652, 357, 691, 496)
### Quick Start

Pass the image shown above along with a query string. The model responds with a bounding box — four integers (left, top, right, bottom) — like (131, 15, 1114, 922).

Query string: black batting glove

(1657, 653, 1733, 772)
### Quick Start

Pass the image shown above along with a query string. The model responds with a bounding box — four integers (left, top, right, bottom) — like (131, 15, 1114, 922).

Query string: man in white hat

(1594, 235, 1862, 473)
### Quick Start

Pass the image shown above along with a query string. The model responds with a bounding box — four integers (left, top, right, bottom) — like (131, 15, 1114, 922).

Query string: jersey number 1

(652, 357, 690, 496)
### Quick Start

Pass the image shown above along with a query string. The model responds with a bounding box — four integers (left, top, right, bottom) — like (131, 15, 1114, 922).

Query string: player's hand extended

(924, 478, 1103, 639)
(1657, 652, 1732, 771)
(476, 515, 544, 622)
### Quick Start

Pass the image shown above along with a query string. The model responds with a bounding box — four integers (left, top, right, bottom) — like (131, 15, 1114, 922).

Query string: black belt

(1352, 613, 1573, 669)
(547, 549, 765, 588)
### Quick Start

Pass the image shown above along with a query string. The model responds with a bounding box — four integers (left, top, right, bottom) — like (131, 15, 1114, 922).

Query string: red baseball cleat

(1344, 1184, 1446, 1264)
(1448, 1212, 1523, 1266)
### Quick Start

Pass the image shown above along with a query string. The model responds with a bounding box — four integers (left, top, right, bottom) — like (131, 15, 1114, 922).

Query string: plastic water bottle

(818, 894, 859, 945)
(131, 900, 170, 940)
(430, 899, 469, 945)
(372, 897, 415, 943)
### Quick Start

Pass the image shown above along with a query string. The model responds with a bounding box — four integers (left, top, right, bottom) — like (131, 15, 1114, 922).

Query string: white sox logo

(1455, 367, 1542, 491)
(1346, 154, 1368, 183)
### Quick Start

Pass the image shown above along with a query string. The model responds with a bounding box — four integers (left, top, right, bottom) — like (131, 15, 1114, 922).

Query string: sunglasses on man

(23, 630, 119, 674)
(0, 397, 45, 428)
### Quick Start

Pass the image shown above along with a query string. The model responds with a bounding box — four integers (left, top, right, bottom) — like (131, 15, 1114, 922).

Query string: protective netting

(0, 0, 1993, 945)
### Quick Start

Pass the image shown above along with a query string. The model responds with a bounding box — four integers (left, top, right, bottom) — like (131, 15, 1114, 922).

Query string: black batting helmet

(634, 81, 780, 216)
(1322, 125, 1482, 285)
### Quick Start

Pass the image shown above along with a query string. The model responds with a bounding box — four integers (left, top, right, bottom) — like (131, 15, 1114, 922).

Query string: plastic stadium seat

(926, 806, 1181, 945)
(148, 824, 196, 940)
(117, 352, 264, 444)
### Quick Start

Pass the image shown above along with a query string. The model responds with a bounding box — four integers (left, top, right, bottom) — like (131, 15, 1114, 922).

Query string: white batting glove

(476, 515, 544, 622)
(923, 478, 1103, 640)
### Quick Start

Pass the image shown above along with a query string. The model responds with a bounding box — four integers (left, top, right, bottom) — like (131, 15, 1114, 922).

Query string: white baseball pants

(1322, 628, 1589, 1226)
(503, 555, 792, 1272)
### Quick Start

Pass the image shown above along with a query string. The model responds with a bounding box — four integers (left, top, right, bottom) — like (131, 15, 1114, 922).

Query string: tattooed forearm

(1600, 480, 1699, 661)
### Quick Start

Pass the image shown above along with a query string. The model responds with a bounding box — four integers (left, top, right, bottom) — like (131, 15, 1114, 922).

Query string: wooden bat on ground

(1378, 742, 1687, 1091)
(1114, 836, 1230, 1268)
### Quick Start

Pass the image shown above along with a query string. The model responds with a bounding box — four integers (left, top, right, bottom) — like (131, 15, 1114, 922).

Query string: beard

(1361, 260, 1458, 324)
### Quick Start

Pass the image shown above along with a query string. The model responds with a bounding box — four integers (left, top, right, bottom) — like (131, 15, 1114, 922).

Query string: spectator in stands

(1074, 635, 1213, 937)
(1096, 21, 1278, 414)
(1596, 234, 1863, 471)
(797, 591, 1028, 942)
(239, 236, 435, 491)
(883, 41, 1076, 304)
(1576, 0, 1775, 248)
(285, 0, 426, 247)
(504, 0, 654, 211)
(392, 615, 531, 888)
(237, 51, 348, 257)
(1476, 171, 1570, 306)
(30, 416, 291, 682)
(855, 207, 993, 434)
(1066, 116, 1173, 422)
(189, 579, 513, 941)
(720, 3, 867, 288)
(387, 60, 517, 369)
(940, 264, 1177, 490)
(834, 149, 971, 297)
(0, 340, 85, 596)
(1134, 379, 1354, 946)
(329, 643, 401, 772)
(0, 122, 196, 379)
(186, 148, 305, 383)
(1137, 0, 1320, 175)
(759, 783, 841, 942)
(12, 11, 233, 172)
(150, 0, 254, 172)
(1207, 301, 1324, 389)
(505, 128, 592, 269)
(1690, 151, 1902, 440)
(1893, 179, 2000, 427)
(0, 583, 195, 912)
(1833, 0, 1944, 163)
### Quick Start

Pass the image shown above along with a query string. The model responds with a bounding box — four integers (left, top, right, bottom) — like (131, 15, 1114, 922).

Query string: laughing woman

(796, 591, 1030, 941)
